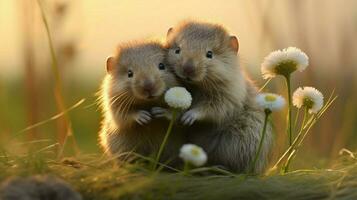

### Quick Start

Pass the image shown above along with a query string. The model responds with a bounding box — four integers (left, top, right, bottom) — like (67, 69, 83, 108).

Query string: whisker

(121, 96, 133, 120)
(114, 95, 131, 119)
(121, 95, 136, 121)
(110, 91, 129, 107)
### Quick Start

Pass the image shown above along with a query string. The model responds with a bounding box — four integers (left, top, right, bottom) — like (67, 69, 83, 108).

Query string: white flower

(255, 93, 286, 112)
(179, 144, 207, 167)
(261, 47, 309, 79)
(164, 87, 192, 110)
(293, 87, 324, 114)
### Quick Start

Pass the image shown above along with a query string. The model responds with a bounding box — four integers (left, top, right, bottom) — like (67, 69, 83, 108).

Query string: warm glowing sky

(1, 0, 356, 78)
(0, 0, 268, 78)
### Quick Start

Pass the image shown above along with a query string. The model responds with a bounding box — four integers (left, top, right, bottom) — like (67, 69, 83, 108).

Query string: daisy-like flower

(293, 87, 324, 114)
(255, 93, 286, 112)
(154, 87, 192, 170)
(164, 87, 192, 110)
(179, 144, 207, 167)
(261, 47, 309, 79)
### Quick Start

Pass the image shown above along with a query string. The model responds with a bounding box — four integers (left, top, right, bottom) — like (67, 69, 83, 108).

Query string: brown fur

(166, 20, 272, 173)
(99, 40, 184, 165)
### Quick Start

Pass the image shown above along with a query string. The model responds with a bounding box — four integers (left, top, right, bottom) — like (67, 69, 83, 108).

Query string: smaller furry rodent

(0, 175, 82, 200)
(165, 20, 272, 173)
(99, 40, 184, 165)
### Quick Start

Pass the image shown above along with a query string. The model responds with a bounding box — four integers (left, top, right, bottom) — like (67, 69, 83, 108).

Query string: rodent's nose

(143, 80, 155, 94)
(183, 65, 195, 76)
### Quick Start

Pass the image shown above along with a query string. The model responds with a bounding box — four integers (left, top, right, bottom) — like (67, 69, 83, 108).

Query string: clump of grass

(1, 144, 357, 200)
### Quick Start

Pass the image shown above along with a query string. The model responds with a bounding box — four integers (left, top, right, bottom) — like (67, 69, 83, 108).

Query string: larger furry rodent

(99, 41, 184, 165)
(166, 21, 272, 173)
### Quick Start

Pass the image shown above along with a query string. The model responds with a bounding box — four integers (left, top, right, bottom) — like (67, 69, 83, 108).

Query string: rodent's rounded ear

(167, 27, 173, 38)
(106, 56, 116, 73)
(229, 36, 239, 54)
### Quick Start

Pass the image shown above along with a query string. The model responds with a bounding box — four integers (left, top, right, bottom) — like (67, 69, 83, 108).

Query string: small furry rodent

(0, 175, 82, 200)
(165, 20, 272, 173)
(99, 40, 184, 165)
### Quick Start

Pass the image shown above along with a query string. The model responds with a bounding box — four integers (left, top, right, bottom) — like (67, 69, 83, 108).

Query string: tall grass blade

(36, 0, 79, 156)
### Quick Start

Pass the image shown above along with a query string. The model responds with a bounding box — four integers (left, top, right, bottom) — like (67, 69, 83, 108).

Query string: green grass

(0, 78, 101, 153)
(1, 146, 357, 200)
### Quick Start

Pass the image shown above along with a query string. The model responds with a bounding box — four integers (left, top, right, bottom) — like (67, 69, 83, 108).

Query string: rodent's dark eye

(206, 51, 213, 59)
(158, 63, 165, 70)
(175, 47, 181, 54)
(128, 70, 133, 78)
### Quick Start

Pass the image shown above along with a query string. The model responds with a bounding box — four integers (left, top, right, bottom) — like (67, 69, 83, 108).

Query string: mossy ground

(1, 148, 356, 200)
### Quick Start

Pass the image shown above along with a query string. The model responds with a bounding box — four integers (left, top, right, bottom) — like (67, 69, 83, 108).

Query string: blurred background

(0, 0, 356, 169)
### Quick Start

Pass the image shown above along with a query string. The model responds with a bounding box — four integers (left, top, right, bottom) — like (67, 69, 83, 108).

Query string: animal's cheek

(195, 63, 205, 71)
(171, 64, 180, 72)
(166, 57, 176, 67)
(170, 55, 181, 63)
(131, 80, 141, 92)
(163, 74, 177, 87)
(177, 66, 186, 76)
(158, 81, 166, 92)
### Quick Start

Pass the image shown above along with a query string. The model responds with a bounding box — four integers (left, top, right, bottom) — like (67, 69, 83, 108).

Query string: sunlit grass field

(1, 0, 357, 199)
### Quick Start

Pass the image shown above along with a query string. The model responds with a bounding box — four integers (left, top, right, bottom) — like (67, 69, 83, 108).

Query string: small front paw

(151, 107, 172, 120)
(134, 110, 152, 125)
(181, 110, 199, 126)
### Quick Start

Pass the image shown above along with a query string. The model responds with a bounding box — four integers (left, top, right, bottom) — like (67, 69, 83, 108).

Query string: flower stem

(283, 150, 296, 172)
(249, 109, 270, 174)
(285, 75, 293, 146)
(293, 108, 300, 132)
(281, 74, 293, 173)
(153, 109, 177, 170)
(283, 107, 308, 172)
(300, 108, 308, 133)
(183, 161, 190, 176)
